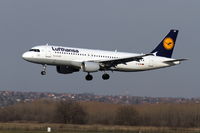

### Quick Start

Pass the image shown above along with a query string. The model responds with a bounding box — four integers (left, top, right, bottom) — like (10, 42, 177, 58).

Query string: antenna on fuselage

(46, 43, 49, 46)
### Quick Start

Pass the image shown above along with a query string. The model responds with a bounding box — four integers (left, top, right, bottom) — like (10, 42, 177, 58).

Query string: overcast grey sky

(0, 0, 199, 97)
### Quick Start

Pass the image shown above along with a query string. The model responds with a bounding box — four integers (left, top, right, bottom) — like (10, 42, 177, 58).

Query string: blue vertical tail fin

(151, 29, 179, 58)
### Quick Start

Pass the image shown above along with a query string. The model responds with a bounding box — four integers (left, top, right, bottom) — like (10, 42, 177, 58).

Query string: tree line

(0, 99, 200, 127)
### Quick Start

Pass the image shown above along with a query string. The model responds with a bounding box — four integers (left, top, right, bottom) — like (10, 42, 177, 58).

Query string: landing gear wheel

(102, 73, 110, 80)
(41, 71, 46, 75)
(85, 74, 93, 81)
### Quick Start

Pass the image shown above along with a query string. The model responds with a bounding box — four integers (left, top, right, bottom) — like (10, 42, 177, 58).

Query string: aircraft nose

(22, 52, 32, 60)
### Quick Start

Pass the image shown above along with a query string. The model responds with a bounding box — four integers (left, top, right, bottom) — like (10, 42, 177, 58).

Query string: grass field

(0, 123, 200, 133)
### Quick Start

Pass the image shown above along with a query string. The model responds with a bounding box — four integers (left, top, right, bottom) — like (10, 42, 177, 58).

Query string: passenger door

(45, 46, 52, 58)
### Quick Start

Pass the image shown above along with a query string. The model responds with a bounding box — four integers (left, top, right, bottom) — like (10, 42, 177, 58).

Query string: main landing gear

(102, 73, 110, 80)
(85, 73, 110, 81)
(85, 73, 93, 81)
(41, 64, 47, 75)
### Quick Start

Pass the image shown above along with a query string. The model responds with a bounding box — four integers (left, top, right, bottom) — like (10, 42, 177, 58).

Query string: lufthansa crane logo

(163, 37, 174, 50)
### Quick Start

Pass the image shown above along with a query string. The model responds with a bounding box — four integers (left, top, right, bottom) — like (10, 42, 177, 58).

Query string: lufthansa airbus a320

(22, 30, 187, 81)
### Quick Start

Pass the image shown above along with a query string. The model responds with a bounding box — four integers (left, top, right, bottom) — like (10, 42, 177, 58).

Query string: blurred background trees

(0, 100, 200, 127)
(54, 100, 87, 124)
(114, 105, 140, 125)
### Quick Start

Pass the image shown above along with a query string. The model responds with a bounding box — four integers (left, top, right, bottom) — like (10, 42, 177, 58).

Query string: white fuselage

(22, 45, 180, 72)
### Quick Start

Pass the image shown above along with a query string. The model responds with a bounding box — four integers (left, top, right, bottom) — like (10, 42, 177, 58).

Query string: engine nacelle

(56, 66, 79, 74)
(82, 62, 100, 72)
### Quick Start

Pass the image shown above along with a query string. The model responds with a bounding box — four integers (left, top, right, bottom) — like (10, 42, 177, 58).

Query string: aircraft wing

(97, 53, 153, 68)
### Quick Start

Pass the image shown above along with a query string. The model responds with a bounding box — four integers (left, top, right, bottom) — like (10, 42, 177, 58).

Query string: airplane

(22, 29, 187, 81)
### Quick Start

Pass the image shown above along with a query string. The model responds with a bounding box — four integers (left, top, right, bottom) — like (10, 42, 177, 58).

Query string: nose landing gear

(41, 64, 47, 75)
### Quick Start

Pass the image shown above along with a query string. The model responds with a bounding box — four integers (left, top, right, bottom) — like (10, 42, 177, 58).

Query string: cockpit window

(29, 49, 40, 52)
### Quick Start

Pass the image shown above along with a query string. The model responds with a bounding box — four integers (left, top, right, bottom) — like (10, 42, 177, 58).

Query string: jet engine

(56, 66, 79, 74)
(82, 62, 100, 72)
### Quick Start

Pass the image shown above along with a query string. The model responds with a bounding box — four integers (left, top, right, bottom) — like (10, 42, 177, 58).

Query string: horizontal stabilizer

(163, 59, 188, 65)
(163, 58, 188, 63)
